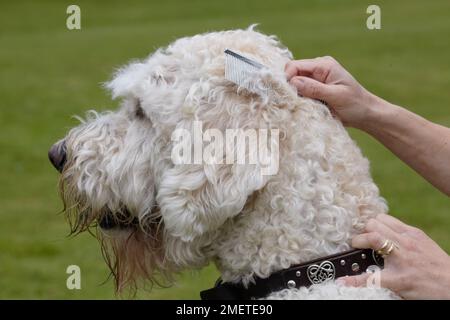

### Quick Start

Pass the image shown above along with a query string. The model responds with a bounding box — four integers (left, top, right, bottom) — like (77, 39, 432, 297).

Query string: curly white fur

(57, 26, 397, 299)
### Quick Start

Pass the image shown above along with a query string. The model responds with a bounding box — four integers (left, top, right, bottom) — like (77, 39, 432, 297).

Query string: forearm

(360, 94, 450, 196)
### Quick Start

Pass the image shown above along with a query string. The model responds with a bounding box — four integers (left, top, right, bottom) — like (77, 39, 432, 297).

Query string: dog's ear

(157, 163, 269, 242)
(105, 53, 177, 100)
(157, 123, 280, 242)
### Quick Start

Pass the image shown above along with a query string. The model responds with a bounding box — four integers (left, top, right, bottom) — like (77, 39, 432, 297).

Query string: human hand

(338, 214, 450, 299)
(285, 56, 380, 128)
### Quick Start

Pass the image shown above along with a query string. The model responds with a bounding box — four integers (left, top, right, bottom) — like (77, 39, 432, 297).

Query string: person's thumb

(290, 76, 332, 100)
(336, 273, 371, 287)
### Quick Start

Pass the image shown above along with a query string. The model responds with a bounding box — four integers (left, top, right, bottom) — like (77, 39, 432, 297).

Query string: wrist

(355, 92, 399, 133)
(442, 255, 450, 298)
(430, 255, 450, 299)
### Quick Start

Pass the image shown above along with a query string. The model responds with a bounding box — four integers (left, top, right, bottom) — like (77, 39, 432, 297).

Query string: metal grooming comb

(224, 49, 267, 93)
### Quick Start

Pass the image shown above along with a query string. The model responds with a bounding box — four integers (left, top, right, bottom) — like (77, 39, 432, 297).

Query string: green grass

(0, 0, 449, 299)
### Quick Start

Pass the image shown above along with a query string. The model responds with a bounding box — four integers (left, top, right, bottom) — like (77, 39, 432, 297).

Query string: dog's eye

(135, 105, 145, 119)
(135, 99, 145, 119)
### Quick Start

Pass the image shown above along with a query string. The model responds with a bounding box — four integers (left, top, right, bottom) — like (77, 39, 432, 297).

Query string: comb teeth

(224, 49, 266, 93)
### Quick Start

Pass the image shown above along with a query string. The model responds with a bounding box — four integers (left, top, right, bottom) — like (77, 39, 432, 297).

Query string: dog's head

(49, 27, 296, 292)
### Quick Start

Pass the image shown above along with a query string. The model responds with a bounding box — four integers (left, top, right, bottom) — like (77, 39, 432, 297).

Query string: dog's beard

(58, 169, 173, 294)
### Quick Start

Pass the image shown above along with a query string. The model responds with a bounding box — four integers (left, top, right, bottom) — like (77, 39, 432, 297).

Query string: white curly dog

(49, 27, 397, 299)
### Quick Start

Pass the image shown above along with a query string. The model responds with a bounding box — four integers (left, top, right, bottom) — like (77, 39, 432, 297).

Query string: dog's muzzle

(48, 140, 67, 173)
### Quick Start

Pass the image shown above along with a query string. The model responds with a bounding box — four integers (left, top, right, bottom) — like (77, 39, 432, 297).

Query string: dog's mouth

(98, 206, 161, 230)
(98, 210, 140, 230)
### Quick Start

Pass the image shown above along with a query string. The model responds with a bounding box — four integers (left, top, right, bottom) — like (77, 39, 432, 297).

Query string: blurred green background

(0, 0, 449, 299)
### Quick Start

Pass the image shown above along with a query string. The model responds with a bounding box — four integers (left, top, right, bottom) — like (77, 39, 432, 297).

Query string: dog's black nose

(48, 140, 67, 172)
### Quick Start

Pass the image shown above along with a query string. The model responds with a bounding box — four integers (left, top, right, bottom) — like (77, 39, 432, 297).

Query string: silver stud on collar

(361, 253, 367, 259)
(340, 259, 346, 266)
(351, 263, 360, 272)
(296, 271, 301, 277)
(287, 280, 296, 289)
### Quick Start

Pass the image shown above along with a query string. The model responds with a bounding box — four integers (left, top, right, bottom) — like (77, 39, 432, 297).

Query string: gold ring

(376, 239, 397, 257)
